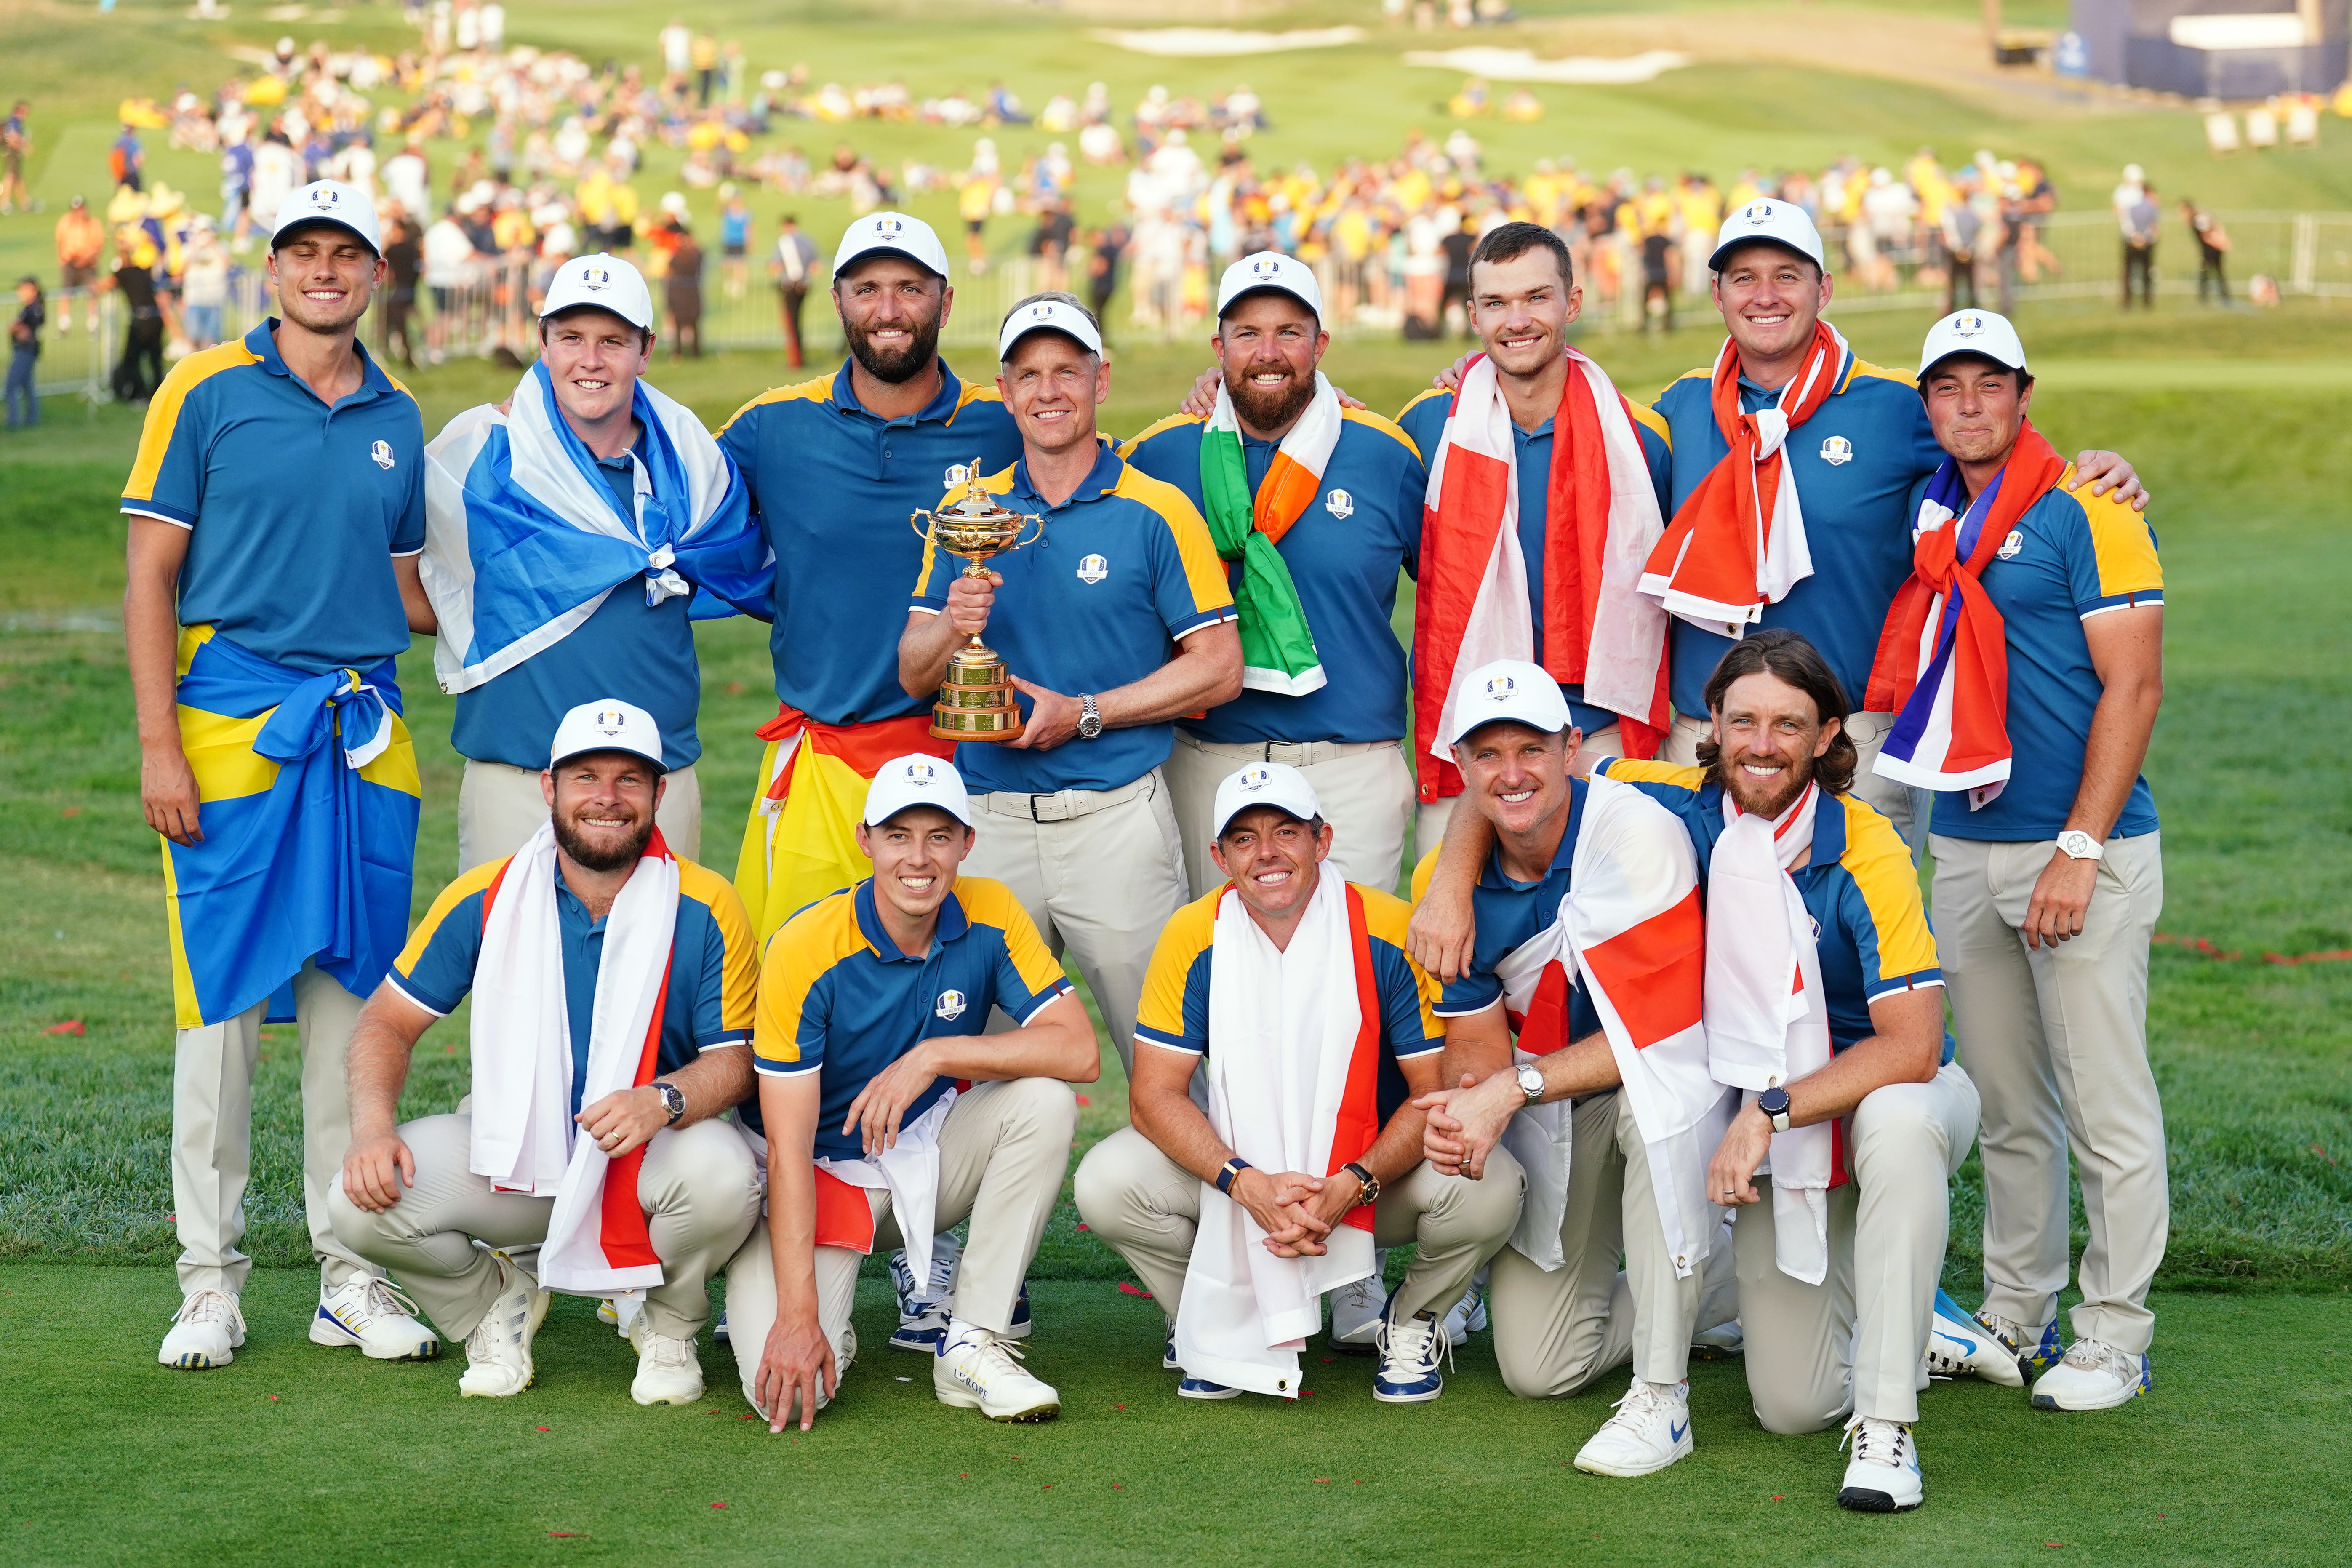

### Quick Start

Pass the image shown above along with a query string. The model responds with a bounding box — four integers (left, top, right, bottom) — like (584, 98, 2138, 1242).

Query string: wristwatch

(2056, 829, 2104, 863)
(653, 1081, 686, 1126)
(1075, 693, 1103, 739)
(1342, 1161, 1380, 1207)
(1515, 1063, 1547, 1106)
(1757, 1084, 1793, 1134)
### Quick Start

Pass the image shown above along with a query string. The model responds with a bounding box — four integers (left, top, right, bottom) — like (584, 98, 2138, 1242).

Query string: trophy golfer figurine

(911, 461, 1044, 741)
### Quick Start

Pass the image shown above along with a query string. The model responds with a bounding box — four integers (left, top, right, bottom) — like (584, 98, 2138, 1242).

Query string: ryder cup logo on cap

(1707, 196, 1825, 273)
(540, 253, 654, 331)
(1215, 249, 1324, 319)
(1211, 760, 1321, 840)
(1446, 658, 1573, 748)
(831, 210, 951, 280)
(1917, 307, 2028, 379)
(998, 294, 1104, 360)
(549, 697, 666, 771)
(864, 752, 975, 828)
(269, 179, 382, 253)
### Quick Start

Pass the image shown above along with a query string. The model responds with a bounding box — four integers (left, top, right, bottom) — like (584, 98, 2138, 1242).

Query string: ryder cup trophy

(911, 462, 1045, 742)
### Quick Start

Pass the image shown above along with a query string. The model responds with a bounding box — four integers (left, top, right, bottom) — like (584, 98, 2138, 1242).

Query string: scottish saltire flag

(163, 626, 422, 1028)
(420, 360, 771, 697)
(1867, 423, 2068, 804)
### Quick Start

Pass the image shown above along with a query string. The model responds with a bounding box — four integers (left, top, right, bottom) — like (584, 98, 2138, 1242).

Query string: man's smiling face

(268, 225, 385, 333)
(1211, 805, 1331, 922)
(858, 807, 973, 925)
(1214, 291, 1326, 436)
(1455, 720, 1577, 840)
(1712, 242, 1831, 367)
(1710, 668, 1835, 820)
(540, 308, 651, 429)
(1469, 247, 1580, 381)
(545, 752, 663, 872)
(998, 331, 1107, 458)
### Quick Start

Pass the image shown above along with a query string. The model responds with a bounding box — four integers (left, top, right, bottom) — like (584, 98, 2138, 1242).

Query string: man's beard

(1717, 755, 1813, 820)
(553, 808, 654, 872)
(844, 310, 942, 384)
(1227, 365, 1317, 434)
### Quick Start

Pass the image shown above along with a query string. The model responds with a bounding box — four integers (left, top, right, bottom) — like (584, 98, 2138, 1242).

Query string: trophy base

(932, 640, 1024, 744)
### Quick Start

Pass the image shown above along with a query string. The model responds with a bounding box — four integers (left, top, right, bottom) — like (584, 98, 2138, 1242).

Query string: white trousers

(1165, 731, 1415, 898)
(457, 757, 704, 873)
(1933, 832, 2166, 1352)
(171, 959, 378, 1296)
(1733, 1061, 1981, 1430)
(724, 1078, 1079, 1418)
(961, 769, 1189, 1079)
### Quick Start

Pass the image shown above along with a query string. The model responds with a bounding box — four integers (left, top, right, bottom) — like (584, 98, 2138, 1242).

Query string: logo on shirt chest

(370, 440, 395, 471)
(1324, 487, 1354, 520)
(1996, 528, 2025, 560)
(1809, 915, 1823, 942)
(934, 989, 968, 1022)
(1075, 552, 1109, 585)
(1817, 435, 1852, 467)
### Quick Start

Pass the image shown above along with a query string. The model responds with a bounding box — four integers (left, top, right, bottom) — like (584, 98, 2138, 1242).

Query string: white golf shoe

(627, 1315, 705, 1406)
(1327, 1273, 1384, 1351)
(311, 1275, 439, 1360)
(889, 1235, 962, 1352)
(1924, 1288, 2024, 1387)
(2031, 1339, 2153, 1411)
(1573, 1376, 1695, 1477)
(457, 1256, 542, 1398)
(933, 1322, 1060, 1422)
(1440, 1284, 1487, 1346)
(159, 1288, 246, 1370)
(1837, 1415, 1924, 1512)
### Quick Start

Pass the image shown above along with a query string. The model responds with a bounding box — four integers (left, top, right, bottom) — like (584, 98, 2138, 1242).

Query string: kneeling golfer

(738, 756, 1098, 1430)
(1076, 763, 1517, 1403)
(331, 700, 765, 1406)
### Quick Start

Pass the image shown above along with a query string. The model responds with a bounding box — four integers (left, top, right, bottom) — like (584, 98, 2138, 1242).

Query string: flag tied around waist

(1639, 321, 1848, 636)
(1198, 371, 1336, 697)
(734, 708, 953, 940)
(1865, 422, 2069, 804)
(164, 625, 420, 1029)
(1414, 350, 1672, 801)
(421, 358, 772, 696)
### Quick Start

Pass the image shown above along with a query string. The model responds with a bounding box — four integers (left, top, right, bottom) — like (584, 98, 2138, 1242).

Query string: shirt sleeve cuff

(1392, 1036, 1444, 1059)
(1865, 969, 1945, 1000)
(695, 1031, 751, 1051)
(1170, 606, 1239, 639)
(1432, 993, 1503, 1020)
(754, 1055, 822, 1077)
(1013, 979, 1075, 1024)
(384, 973, 453, 1019)
(1134, 1022, 1204, 1054)
(2078, 592, 2162, 618)
(907, 602, 942, 616)
(121, 501, 195, 528)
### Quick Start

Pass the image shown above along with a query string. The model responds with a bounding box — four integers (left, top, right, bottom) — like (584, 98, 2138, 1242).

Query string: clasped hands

(1229, 1165, 1363, 1257)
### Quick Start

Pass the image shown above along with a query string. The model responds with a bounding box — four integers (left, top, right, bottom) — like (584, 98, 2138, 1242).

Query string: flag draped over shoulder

(1197, 373, 1337, 696)
(734, 708, 953, 940)
(1865, 424, 2068, 803)
(163, 626, 421, 1029)
(420, 359, 771, 696)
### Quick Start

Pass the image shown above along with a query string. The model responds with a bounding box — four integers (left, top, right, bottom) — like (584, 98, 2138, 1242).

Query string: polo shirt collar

(853, 877, 971, 961)
(831, 357, 966, 425)
(1008, 440, 1123, 514)
(246, 317, 396, 406)
(1477, 777, 1587, 891)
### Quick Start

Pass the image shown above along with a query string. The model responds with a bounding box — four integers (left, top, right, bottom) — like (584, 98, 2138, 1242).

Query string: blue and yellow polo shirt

(1119, 409, 1427, 745)
(448, 435, 703, 772)
(752, 876, 1072, 1162)
(1596, 759, 1947, 1057)
(1918, 477, 2164, 843)
(1653, 358, 1947, 719)
(1135, 881, 1443, 1123)
(1398, 386, 1675, 732)
(911, 443, 1237, 795)
(1411, 779, 1603, 1045)
(718, 360, 1020, 725)
(120, 320, 426, 675)
(389, 855, 762, 1131)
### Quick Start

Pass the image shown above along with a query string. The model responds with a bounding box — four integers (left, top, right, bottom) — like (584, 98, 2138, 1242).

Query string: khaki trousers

(1413, 724, 1622, 862)
(1665, 710, 1927, 856)
(1072, 1124, 1522, 1328)
(327, 1111, 761, 1340)
(1166, 731, 1414, 898)
(457, 758, 704, 873)
(1933, 832, 2166, 1353)
(173, 959, 378, 1296)
(1733, 1061, 1981, 1431)
(1490, 1088, 1703, 1395)
(962, 769, 1189, 1079)
(725, 1077, 1079, 1414)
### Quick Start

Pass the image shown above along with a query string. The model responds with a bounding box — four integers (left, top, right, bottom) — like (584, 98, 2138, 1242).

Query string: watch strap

(1342, 1161, 1379, 1205)
(1214, 1156, 1251, 1195)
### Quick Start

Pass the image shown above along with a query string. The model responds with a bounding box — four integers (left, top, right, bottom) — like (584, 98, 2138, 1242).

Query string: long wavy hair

(1692, 628, 1858, 795)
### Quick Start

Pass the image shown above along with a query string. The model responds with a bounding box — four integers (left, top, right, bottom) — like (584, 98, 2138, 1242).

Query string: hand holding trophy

(910, 461, 1045, 742)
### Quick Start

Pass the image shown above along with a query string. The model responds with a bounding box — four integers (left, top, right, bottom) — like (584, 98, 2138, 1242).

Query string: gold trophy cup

(911, 462, 1045, 742)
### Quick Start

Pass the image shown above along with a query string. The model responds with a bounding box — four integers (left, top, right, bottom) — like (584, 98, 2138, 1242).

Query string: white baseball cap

(1211, 761, 1322, 840)
(1917, 308, 2028, 379)
(998, 295, 1104, 360)
(1708, 197, 1826, 273)
(269, 179, 381, 254)
(549, 698, 666, 772)
(540, 253, 655, 331)
(863, 753, 974, 829)
(1445, 659, 1574, 748)
(832, 210, 951, 280)
(1216, 250, 1324, 320)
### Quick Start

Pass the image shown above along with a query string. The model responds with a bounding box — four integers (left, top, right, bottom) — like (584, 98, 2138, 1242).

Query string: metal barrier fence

(31, 208, 2352, 399)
